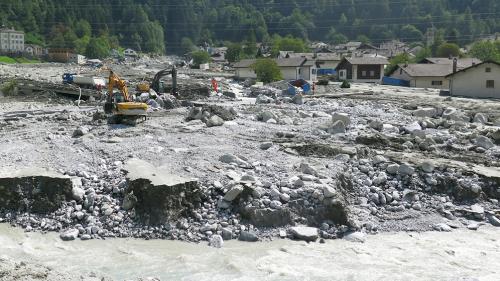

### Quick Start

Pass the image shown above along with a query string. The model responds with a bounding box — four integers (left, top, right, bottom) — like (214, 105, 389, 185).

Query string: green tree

(243, 33, 257, 58)
(469, 41, 500, 62)
(436, 42, 461, 57)
(85, 36, 110, 59)
(356, 35, 371, 44)
(385, 53, 412, 75)
(226, 43, 243, 63)
(75, 19, 91, 38)
(181, 37, 195, 54)
(251, 59, 283, 83)
(271, 35, 308, 57)
(401, 25, 423, 42)
(191, 50, 211, 67)
(414, 47, 432, 62)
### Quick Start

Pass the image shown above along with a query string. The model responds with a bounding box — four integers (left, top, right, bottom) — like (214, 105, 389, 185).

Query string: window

(487, 80, 495, 88)
(432, 81, 443, 86)
(362, 70, 367, 76)
(486, 67, 492, 73)
(370, 70, 375, 77)
(312, 69, 317, 75)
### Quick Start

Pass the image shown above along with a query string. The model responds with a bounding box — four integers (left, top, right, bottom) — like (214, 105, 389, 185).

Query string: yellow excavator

(104, 70, 148, 124)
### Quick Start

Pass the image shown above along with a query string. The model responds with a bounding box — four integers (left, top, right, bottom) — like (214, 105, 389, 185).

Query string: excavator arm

(150, 66, 177, 95)
(107, 71, 131, 102)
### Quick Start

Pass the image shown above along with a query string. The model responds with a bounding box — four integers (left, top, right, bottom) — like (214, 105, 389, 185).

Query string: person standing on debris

(312, 82, 316, 95)
(211, 78, 219, 94)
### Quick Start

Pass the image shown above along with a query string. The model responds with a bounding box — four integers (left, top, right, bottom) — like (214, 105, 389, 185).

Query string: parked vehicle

(62, 73, 106, 89)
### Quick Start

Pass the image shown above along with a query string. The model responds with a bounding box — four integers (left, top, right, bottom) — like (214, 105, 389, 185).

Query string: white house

(25, 44, 44, 57)
(69, 54, 86, 65)
(0, 27, 24, 53)
(283, 52, 340, 73)
(388, 64, 452, 89)
(446, 61, 500, 99)
(233, 58, 317, 81)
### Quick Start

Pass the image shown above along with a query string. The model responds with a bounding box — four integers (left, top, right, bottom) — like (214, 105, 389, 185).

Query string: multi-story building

(0, 27, 25, 53)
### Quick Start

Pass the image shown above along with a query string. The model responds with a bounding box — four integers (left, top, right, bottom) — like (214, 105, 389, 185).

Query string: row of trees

(2, 0, 500, 54)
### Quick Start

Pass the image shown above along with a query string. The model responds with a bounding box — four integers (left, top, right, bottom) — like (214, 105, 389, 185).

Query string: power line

(32, 12, 500, 26)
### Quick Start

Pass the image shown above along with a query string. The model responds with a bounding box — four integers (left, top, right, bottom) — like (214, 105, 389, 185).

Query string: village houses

(387, 57, 482, 89)
(335, 56, 389, 83)
(233, 57, 317, 81)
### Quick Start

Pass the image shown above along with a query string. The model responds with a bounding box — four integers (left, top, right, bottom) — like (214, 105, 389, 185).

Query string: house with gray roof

(446, 61, 500, 99)
(388, 63, 453, 89)
(233, 58, 317, 81)
(419, 57, 481, 68)
(335, 56, 389, 83)
(388, 57, 483, 89)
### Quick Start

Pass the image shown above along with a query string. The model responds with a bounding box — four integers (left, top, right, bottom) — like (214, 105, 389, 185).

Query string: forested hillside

(1, 0, 500, 54)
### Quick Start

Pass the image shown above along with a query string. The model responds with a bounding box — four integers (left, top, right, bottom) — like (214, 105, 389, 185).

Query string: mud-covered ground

(0, 63, 499, 247)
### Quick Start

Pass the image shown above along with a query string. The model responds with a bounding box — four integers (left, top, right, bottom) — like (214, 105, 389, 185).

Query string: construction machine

(104, 70, 148, 125)
(136, 66, 178, 96)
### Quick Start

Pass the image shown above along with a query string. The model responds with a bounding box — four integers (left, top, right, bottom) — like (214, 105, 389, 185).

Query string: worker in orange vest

(211, 78, 219, 93)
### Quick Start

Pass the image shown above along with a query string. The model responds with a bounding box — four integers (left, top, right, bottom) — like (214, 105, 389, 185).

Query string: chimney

(453, 58, 458, 73)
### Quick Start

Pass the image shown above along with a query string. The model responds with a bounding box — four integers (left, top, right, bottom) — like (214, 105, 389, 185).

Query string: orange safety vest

(211, 79, 218, 93)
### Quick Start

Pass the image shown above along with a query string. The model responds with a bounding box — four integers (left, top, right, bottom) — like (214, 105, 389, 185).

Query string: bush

(251, 59, 283, 83)
(340, 80, 351, 88)
(191, 50, 211, 68)
(1, 80, 18, 96)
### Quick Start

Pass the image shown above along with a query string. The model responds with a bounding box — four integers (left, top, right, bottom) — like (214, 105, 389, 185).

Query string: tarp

(287, 79, 311, 95)
(382, 76, 410, 87)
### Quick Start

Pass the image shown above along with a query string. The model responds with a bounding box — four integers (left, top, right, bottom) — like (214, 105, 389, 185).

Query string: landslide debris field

(1, 62, 500, 246)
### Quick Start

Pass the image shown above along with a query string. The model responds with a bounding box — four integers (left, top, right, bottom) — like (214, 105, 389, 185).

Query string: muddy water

(0, 224, 499, 281)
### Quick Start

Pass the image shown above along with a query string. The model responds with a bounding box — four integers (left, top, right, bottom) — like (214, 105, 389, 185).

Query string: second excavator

(104, 70, 148, 125)
(137, 66, 178, 96)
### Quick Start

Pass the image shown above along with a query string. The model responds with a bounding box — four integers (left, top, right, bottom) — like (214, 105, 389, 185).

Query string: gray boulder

(433, 223, 452, 232)
(289, 226, 319, 242)
(443, 108, 470, 122)
(413, 108, 437, 118)
(420, 161, 435, 173)
(257, 111, 278, 122)
(475, 136, 494, 149)
(292, 94, 304, 105)
(473, 113, 488, 124)
(239, 231, 259, 242)
(398, 164, 415, 176)
(256, 95, 275, 104)
(224, 185, 244, 201)
(369, 120, 384, 131)
(208, 235, 224, 248)
(343, 232, 366, 243)
(403, 122, 422, 133)
(386, 164, 400, 175)
(206, 115, 225, 127)
(60, 229, 79, 241)
(71, 178, 85, 202)
(321, 120, 346, 134)
(487, 215, 500, 227)
(260, 142, 273, 150)
(331, 113, 351, 126)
